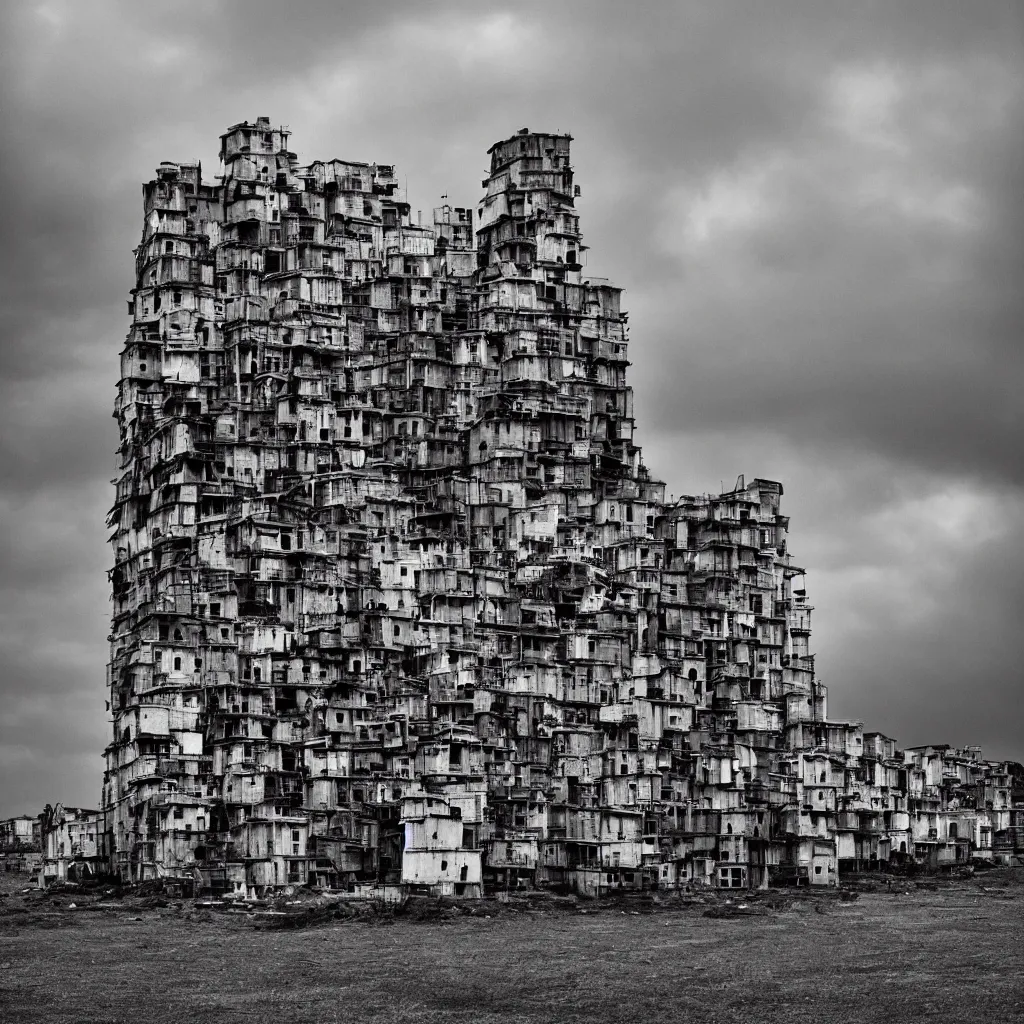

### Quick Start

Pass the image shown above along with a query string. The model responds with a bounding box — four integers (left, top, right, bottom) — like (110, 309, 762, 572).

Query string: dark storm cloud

(0, 0, 1021, 814)
(629, 67, 1024, 483)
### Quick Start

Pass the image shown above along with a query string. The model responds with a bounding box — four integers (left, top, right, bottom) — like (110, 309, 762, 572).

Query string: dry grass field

(1, 873, 1022, 1024)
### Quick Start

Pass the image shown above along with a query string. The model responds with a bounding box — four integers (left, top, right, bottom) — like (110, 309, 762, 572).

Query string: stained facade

(101, 120, 1024, 895)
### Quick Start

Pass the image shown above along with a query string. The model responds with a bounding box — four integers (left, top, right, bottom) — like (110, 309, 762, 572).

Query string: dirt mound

(975, 865, 1024, 887)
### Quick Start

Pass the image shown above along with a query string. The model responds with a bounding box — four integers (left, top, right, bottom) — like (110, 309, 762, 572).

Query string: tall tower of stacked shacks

(104, 120, 1023, 895)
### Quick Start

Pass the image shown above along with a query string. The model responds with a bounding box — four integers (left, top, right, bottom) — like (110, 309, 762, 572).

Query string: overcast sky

(1, 1, 1021, 816)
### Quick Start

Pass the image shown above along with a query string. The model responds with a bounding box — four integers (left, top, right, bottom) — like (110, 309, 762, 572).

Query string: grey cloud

(0, 0, 1021, 814)
(625, 51, 1024, 485)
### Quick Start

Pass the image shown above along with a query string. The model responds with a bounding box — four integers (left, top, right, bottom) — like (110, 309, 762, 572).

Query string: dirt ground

(1, 871, 1022, 1024)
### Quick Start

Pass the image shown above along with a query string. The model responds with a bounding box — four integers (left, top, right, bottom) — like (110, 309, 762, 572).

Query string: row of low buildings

(1, 807, 103, 882)
(14, 733, 1023, 890)
(0, 815, 41, 876)
(69, 120, 1024, 896)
